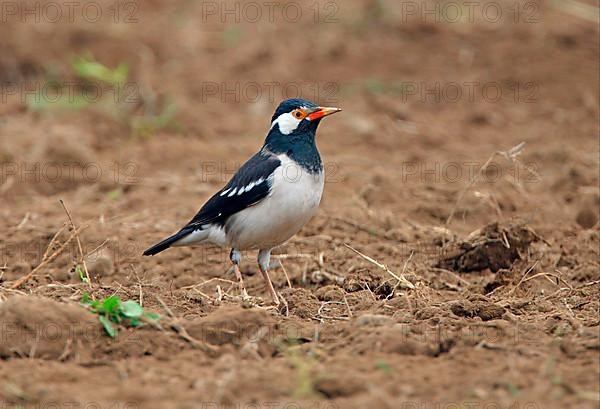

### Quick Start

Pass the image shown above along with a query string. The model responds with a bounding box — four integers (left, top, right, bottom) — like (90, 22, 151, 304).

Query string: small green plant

(75, 265, 88, 283)
(81, 293, 159, 338)
(222, 26, 242, 47)
(375, 360, 393, 374)
(72, 54, 129, 86)
(130, 101, 180, 138)
(365, 78, 386, 94)
(505, 382, 521, 398)
(106, 188, 123, 201)
(26, 53, 179, 138)
(288, 349, 318, 399)
(26, 54, 128, 112)
(25, 93, 89, 111)
(280, 341, 327, 400)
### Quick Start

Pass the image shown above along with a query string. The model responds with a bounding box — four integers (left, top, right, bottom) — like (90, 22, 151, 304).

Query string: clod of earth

(449, 299, 506, 321)
(437, 222, 541, 273)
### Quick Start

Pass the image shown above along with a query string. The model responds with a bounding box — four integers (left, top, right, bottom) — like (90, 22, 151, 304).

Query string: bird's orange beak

(307, 106, 342, 121)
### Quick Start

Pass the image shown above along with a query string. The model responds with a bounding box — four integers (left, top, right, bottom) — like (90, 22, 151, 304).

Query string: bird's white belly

(225, 158, 324, 250)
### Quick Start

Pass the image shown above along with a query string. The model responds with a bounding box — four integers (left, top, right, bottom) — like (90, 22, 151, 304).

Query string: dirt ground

(0, 0, 599, 408)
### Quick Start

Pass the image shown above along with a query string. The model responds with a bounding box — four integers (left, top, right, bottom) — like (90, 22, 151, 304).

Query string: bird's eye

(292, 109, 306, 119)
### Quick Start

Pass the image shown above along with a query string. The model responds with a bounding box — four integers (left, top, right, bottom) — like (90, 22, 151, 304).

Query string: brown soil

(1, 1, 599, 408)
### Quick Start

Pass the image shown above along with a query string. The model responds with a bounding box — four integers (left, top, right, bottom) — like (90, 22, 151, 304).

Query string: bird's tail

(143, 229, 192, 256)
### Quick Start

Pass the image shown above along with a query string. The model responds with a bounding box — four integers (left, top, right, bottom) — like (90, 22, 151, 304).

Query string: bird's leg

(230, 249, 248, 299)
(258, 249, 279, 306)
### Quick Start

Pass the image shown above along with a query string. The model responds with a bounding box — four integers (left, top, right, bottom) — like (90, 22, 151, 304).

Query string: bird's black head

(263, 99, 341, 169)
(268, 98, 341, 136)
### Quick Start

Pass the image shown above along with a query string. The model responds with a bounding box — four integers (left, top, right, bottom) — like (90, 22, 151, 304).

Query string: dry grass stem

(508, 259, 540, 295)
(344, 243, 415, 290)
(59, 199, 92, 288)
(10, 225, 85, 289)
(279, 259, 293, 289)
(446, 142, 528, 226)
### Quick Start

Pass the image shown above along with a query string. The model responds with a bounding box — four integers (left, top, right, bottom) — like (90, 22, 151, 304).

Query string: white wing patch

(224, 154, 324, 250)
(221, 177, 268, 197)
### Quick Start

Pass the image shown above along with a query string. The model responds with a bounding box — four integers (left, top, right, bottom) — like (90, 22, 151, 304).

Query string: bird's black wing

(185, 150, 281, 228)
(143, 150, 281, 256)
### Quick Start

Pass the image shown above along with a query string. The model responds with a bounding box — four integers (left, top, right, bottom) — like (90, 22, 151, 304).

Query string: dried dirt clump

(449, 299, 506, 321)
(438, 222, 541, 273)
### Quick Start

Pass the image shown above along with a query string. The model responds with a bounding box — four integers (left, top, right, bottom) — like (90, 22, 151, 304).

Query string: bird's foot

(233, 263, 250, 300)
(257, 266, 280, 307)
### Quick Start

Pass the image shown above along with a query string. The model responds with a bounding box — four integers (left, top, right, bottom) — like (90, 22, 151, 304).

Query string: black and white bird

(143, 99, 341, 305)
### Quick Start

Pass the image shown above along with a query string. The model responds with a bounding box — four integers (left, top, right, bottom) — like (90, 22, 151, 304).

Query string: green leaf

(121, 300, 144, 318)
(98, 315, 117, 338)
(102, 296, 121, 314)
(82, 293, 160, 338)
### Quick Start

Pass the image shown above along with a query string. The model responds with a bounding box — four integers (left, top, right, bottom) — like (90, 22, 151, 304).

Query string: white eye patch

(270, 111, 303, 135)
